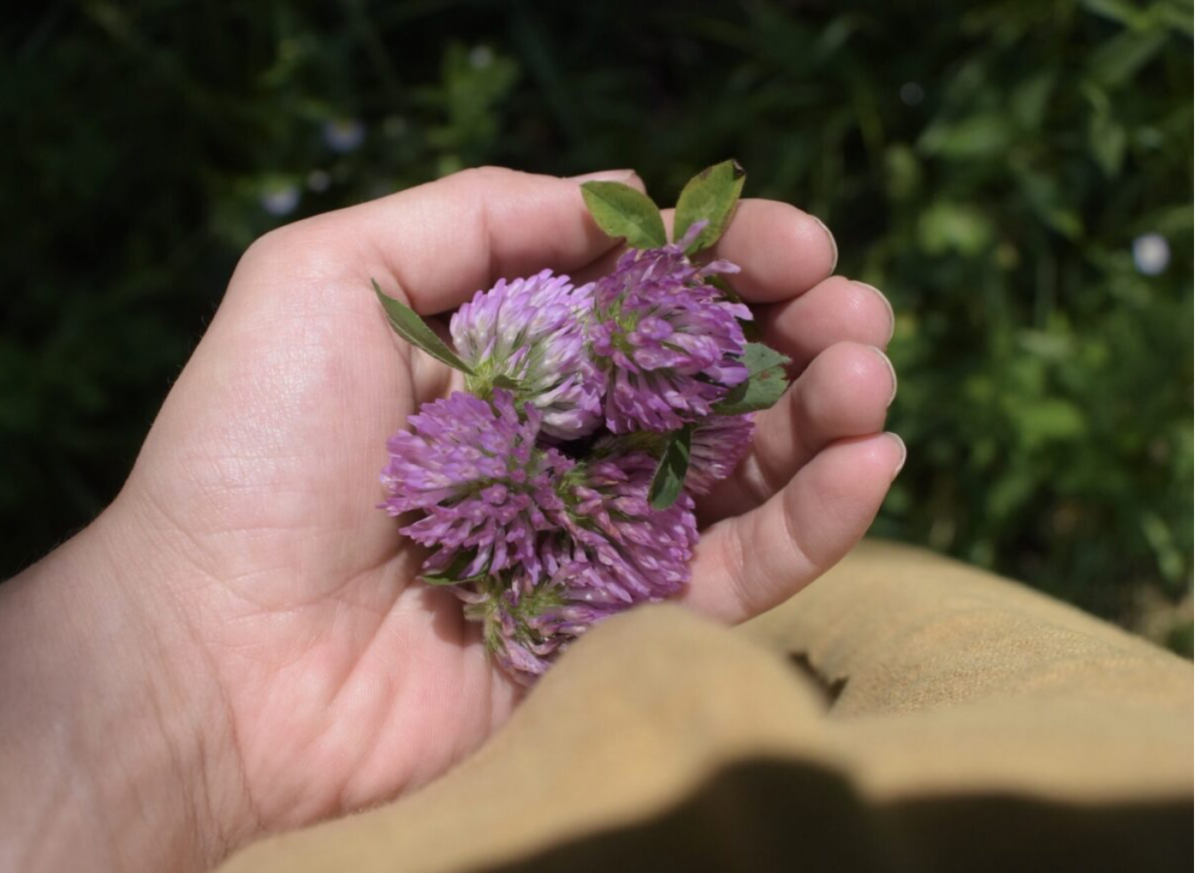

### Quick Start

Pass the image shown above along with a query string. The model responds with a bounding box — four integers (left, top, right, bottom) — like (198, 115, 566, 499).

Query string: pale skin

(0, 167, 902, 872)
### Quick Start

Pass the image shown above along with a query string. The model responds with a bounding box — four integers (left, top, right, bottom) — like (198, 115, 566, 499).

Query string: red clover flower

(381, 390, 571, 582)
(450, 270, 604, 440)
(590, 225, 750, 433)
(375, 160, 790, 681)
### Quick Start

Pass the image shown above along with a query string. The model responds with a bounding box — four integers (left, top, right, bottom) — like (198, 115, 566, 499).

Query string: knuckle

(453, 165, 520, 188)
(238, 217, 343, 281)
(240, 224, 291, 268)
(721, 521, 759, 621)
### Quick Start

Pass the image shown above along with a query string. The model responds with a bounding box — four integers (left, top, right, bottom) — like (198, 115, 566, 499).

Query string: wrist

(0, 504, 250, 872)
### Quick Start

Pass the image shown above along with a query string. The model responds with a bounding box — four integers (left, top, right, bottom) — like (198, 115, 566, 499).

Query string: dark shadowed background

(1, 0, 1192, 652)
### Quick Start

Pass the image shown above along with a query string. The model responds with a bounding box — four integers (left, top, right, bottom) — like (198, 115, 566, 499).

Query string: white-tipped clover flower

(450, 269, 605, 440)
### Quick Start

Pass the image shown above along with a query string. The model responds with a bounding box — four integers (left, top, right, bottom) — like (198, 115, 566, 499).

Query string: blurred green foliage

(1, 0, 1192, 651)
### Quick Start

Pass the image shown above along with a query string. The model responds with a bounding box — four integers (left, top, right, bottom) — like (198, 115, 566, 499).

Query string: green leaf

(491, 374, 522, 390)
(917, 113, 1013, 160)
(711, 343, 791, 415)
(1011, 397, 1087, 449)
(419, 569, 474, 586)
(883, 144, 921, 201)
(740, 342, 791, 377)
(372, 280, 474, 374)
(740, 319, 764, 342)
(1089, 111, 1127, 178)
(418, 552, 482, 586)
(648, 426, 693, 510)
(673, 159, 746, 252)
(1080, 0, 1152, 29)
(1087, 29, 1168, 86)
(1013, 169, 1084, 240)
(714, 368, 788, 416)
(917, 202, 996, 255)
(580, 182, 667, 248)
(1011, 72, 1057, 130)
(1141, 511, 1186, 584)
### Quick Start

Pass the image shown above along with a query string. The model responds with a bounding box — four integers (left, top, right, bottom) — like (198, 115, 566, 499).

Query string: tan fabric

(218, 541, 1193, 873)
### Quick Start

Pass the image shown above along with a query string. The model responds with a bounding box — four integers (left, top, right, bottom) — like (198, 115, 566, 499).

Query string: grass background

(2, 0, 1193, 653)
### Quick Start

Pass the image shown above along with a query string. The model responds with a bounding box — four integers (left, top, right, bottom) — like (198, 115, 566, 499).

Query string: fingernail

(885, 432, 907, 479)
(853, 280, 895, 345)
(568, 169, 637, 183)
(872, 347, 897, 406)
(811, 215, 838, 276)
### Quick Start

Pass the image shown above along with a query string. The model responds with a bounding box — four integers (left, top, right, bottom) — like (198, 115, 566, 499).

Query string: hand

(0, 167, 901, 871)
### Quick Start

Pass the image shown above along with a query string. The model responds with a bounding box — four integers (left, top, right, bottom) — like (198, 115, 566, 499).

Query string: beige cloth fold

(218, 541, 1193, 873)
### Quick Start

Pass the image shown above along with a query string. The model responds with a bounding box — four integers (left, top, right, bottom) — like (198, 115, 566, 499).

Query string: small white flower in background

(468, 45, 493, 69)
(322, 118, 366, 154)
(306, 170, 331, 193)
(900, 82, 924, 106)
(1132, 233, 1171, 276)
(259, 183, 300, 217)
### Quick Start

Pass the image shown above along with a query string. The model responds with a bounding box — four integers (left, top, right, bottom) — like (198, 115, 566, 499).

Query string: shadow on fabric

(477, 757, 1191, 873)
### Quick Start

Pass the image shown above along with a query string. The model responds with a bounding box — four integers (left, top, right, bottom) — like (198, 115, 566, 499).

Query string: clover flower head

(555, 452, 699, 604)
(589, 230, 751, 433)
(451, 445, 701, 683)
(380, 389, 572, 582)
(375, 165, 776, 683)
(456, 576, 623, 683)
(450, 269, 604, 440)
(686, 414, 756, 495)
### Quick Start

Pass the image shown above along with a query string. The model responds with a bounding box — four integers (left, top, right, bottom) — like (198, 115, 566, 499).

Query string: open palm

(112, 167, 900, 848)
